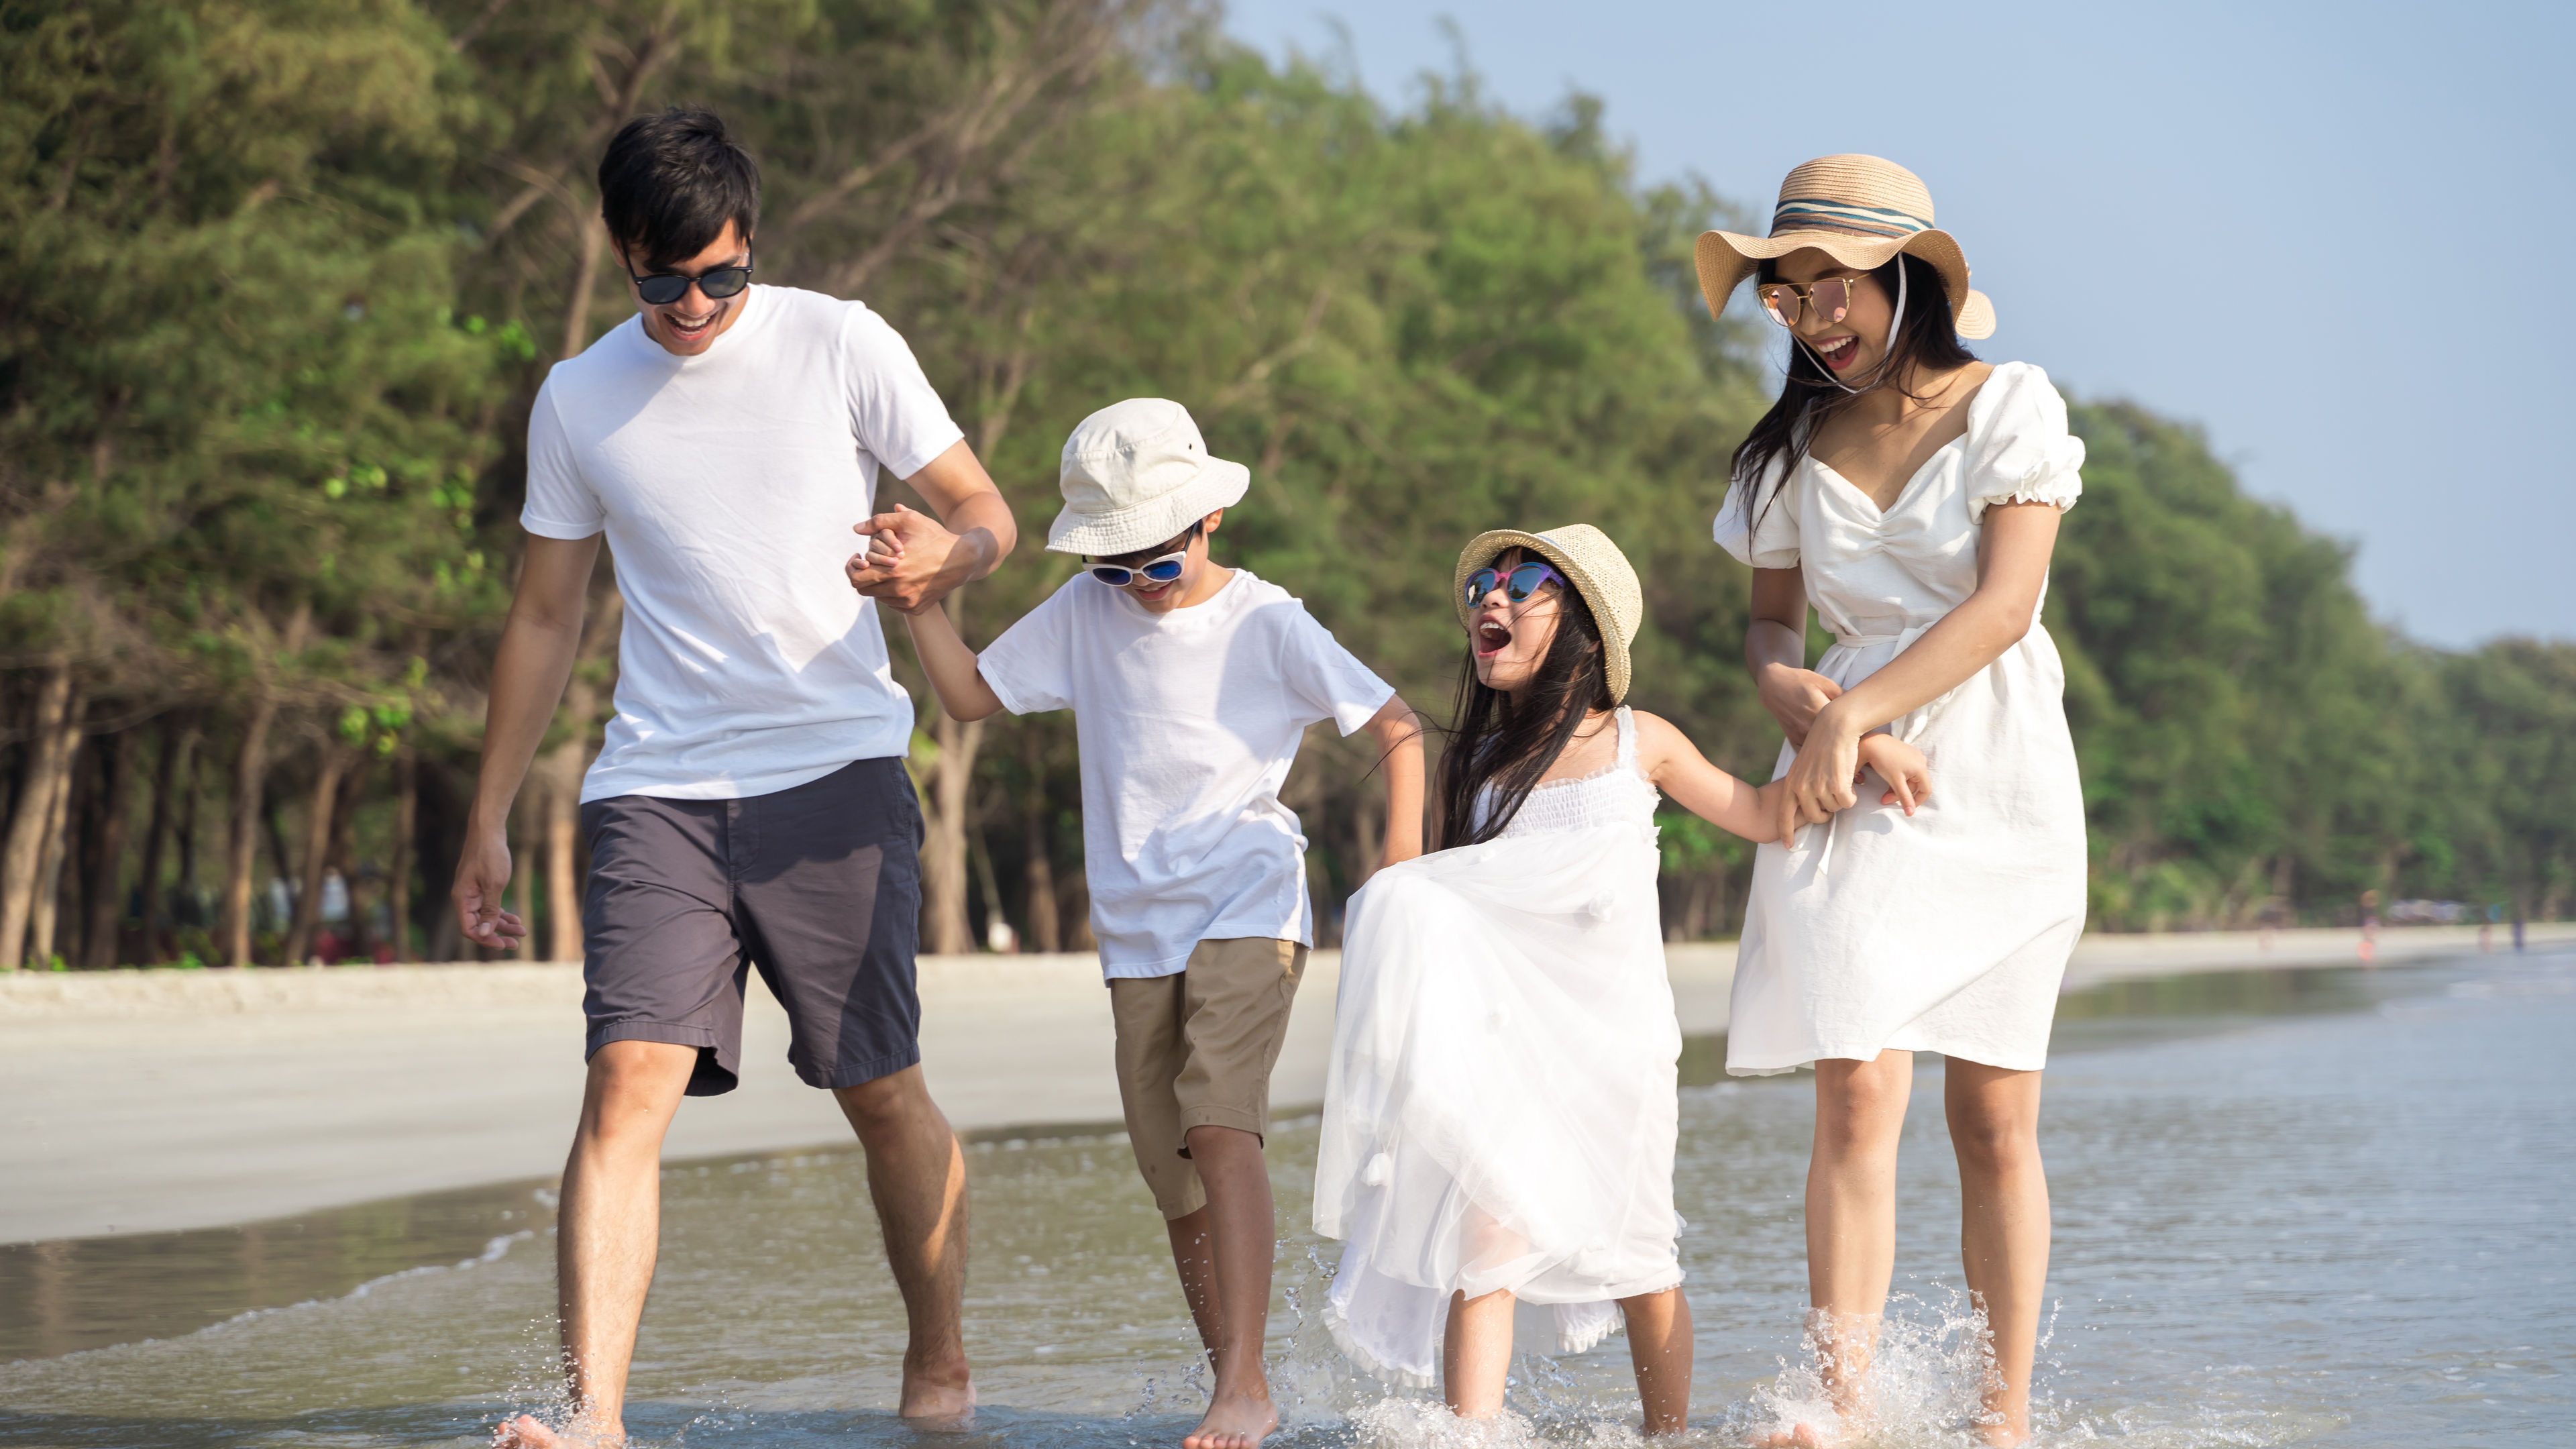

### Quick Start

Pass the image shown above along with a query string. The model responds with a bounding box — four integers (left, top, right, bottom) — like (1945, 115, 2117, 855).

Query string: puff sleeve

(1963, 362, 2085, 523)
(1713, 453, 1801, 568)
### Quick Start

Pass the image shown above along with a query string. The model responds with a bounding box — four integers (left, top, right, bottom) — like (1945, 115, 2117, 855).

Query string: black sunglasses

(627, 251, 755, 307)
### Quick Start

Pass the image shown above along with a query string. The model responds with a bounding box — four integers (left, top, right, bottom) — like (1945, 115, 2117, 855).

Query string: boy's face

(1101, 510, 1224, 614)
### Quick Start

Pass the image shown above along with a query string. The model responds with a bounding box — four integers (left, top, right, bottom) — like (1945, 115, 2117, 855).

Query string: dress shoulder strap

(1613, 706, 1638, 769)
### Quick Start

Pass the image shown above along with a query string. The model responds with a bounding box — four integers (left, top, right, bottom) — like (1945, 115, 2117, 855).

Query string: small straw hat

(1694, 154, 1994, 340)
(1452, 524, 1644, 705)
(1046, 398, 1252, 556)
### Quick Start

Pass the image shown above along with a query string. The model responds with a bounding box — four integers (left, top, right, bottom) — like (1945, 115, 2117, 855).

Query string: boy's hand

(1856, 734, 1932, 816)
(849, 503, 973, 614)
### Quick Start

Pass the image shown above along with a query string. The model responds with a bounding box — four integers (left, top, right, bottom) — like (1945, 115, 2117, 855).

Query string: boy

(885, 397, 1422, 1448)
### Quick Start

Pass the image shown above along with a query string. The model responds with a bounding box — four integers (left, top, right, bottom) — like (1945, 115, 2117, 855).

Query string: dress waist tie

(1828, 623, 1933, 653)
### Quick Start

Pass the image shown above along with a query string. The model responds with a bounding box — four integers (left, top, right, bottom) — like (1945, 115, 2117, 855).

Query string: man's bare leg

(1617, 1286, 1694, 1435)
(1945, 1060, 2049, 1447)
(494, 1040, 697, 1449)
(833, 1065, 973, 1420)
(1175, 1124, 1276, 1449)
(1760, 1050, 1913, 1449)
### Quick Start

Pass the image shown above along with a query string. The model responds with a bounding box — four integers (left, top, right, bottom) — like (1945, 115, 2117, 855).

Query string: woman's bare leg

(1617, 1287, 1693, 1434)
(1945, 1060, 2049, 1446)
(1763, 1050, 1913, 1446)
(1442, 1287, 1516, 1418)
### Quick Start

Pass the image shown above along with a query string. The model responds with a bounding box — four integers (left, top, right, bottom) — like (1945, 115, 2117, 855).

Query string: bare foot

(1752, 1419, 1845, 1448)
(898, 1371, 976, 1430)
(1182, 1388, 1278, 1449)
(492, 1413, 622, 1448)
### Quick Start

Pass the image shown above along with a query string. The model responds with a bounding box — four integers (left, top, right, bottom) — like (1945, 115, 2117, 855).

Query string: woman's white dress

(1315, 708, 1681, 1387)
(1715, 360, 2089, 1075)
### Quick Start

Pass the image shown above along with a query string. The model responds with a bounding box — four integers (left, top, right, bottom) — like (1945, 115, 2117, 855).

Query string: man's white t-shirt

(976, 570, 1394, 979)
(521, 285, 964, 802)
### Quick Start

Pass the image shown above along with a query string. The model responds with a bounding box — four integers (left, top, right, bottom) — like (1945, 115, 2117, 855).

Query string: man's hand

(451, 823, 529, 951)
(847, 504, 978, 615)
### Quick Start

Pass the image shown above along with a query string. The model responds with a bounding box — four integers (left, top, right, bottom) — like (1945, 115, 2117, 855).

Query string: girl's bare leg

(1762, 1050, 1913, 1446)
(1616, 1287, 1693, 1434)
(1945, 1060, 2049, 1447)
(1442, 1288, 1516, 1419)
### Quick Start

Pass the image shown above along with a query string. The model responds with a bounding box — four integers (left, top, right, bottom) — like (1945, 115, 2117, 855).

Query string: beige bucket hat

(1694, 154, 1995, 341)
(1046, 398, 1252, 556)
(1452, 524, 1644, 704)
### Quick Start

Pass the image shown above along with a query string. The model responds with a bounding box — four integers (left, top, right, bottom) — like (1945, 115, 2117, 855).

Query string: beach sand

(3, 923, 2563, 1244)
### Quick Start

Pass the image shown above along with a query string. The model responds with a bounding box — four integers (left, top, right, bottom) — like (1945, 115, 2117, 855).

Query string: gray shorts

(578, 757, 924, 1096)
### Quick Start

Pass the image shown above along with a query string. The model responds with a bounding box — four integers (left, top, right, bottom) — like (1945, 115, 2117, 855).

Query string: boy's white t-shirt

(521, 285, 964, 802)
(976, 570, 1394, 979)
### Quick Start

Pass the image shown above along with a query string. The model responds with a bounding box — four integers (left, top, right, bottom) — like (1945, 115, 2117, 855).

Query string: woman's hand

(1756, 661, 1843, 747)
(1776, 701, 1864, 837)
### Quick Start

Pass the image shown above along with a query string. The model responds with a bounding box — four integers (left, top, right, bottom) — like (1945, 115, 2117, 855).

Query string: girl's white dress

(1315, 708, 1681, 1386)
(1715, 361, 2089, 1075)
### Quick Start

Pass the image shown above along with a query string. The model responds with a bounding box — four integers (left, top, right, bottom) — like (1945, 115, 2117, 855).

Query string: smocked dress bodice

(1477, 707, 1660, 841)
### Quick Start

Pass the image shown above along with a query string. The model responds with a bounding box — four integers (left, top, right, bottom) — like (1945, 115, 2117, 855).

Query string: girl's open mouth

(1474, 620, 1511, 657)
(1817, 335, 1860, 371)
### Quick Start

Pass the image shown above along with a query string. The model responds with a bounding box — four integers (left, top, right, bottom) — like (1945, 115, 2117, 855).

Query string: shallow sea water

(2, 951, 2569, 1448)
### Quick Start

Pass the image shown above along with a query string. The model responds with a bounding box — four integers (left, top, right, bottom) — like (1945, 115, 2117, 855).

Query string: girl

(1697, 154, 2089, 1446)
(1313, 525, 1929, 1433)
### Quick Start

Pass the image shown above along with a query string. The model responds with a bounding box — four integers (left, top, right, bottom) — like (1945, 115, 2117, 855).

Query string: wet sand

(3, 924, 2562, 1244)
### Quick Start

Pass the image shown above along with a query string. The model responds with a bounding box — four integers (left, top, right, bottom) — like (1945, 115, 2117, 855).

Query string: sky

(1220, 0, 2575, 647)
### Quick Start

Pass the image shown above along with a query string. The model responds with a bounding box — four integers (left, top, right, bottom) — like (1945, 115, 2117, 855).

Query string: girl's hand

(1780, 703, 1863, 830)
(1856, 734, 1932, 816)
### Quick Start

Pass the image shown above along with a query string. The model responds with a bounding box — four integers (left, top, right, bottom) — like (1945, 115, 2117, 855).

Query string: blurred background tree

(2, 0, 2566, 966)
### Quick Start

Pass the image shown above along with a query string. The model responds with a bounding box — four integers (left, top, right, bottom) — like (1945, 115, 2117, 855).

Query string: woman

(1698, 155, 2088, 1446)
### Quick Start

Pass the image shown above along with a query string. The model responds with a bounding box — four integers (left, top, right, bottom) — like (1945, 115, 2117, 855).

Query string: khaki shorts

(1108, 936, 1308, 1220)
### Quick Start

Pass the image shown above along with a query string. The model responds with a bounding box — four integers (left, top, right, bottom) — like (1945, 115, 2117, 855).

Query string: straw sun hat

(1046, 398, 1251, 557)
(1452, 524, 1644, 705)
(1694, 154, 1995, 341)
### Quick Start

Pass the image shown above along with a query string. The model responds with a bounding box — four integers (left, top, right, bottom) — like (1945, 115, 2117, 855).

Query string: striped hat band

(1770, 196, 1933, 240)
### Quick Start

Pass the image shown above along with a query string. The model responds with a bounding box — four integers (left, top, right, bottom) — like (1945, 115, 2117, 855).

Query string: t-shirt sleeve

(975, 580, 1079, 715)
(519, 376, 606, 539)
(1964, 362, 2086, 523)
(1277, 604, 1396, 737)
(1712, 453, 1800, 568)
(842, 305, 967, 482)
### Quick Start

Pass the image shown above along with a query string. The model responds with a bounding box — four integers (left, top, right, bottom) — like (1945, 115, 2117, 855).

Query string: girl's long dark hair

(1729, 252, 1979, 531)
(1434, 582, 1615, 850)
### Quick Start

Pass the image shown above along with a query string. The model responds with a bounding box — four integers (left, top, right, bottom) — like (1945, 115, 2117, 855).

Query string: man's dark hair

(598, 106, 761, 272)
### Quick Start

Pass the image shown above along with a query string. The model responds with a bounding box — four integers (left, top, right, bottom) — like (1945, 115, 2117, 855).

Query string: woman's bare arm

(1748, 566, 1841, 748)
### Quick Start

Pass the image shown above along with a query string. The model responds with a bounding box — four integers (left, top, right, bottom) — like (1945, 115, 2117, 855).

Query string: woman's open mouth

(1474, 620, 1512, 657)
(1816, 334, 1860, 371)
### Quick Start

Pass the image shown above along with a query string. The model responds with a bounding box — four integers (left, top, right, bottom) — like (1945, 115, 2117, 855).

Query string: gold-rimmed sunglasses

(1754, 276, 1866, 329)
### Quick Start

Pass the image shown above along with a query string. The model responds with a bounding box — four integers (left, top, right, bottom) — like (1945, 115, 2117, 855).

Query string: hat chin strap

(1796, 257, 1907, 396)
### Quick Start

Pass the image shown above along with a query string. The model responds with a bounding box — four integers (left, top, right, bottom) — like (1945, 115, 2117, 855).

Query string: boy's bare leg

(833, 1065, 974, 1420)
(1165, 1205, 1225, 1356)
(1617, 1287, 1694, 1435)
(1441, 1287, 1515, 1419)
(494, 1040, 697, 1449)
(1945, 1060, 2049, 1447)
(1175, 1124, 1277, 1449)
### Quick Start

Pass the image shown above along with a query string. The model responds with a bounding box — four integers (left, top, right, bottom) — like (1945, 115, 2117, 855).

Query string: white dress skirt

(1314, 708, 1682, 1387)
(1715, 361, 2091, 1075)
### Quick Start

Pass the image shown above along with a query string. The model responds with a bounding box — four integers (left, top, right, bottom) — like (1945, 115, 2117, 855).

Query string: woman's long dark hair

(1434, 578, 1615, 849)
(1729, 252, 1978, 531)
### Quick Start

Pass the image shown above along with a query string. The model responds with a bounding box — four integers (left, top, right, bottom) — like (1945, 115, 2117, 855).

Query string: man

(454, 107, 1013, 1446)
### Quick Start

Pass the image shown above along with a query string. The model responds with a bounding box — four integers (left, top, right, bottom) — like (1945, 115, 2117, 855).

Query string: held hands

(847, 503, 971, 615)
(1755, 661, 1843, 749)
(449, 823, 528, 951)
(1769, 704, 1933, 841)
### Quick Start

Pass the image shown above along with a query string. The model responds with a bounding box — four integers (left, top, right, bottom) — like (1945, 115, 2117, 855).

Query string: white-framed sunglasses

(1087, 548, 1190, 589)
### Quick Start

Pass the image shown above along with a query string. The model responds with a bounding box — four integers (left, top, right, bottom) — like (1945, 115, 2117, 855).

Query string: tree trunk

(509, 798, 535, 959)
(539, 586, 616, 964)
(138, 716, 196, 961)
(223, 604, 312, 966)
(920, 588, 987, 957)
(1020, 733, 1060, 954)
(80, 727, 139, 967)
(281, 746, 352, 966)
(28, 719, 83, 967)
(174, 719, 203, 928)
(0, 664, 76, 968)
(327, 757, 368, 959)
(390, 741, 417, 962)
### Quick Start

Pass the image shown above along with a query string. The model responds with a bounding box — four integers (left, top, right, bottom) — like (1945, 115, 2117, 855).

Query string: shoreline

(4, 924, 2567, 1245)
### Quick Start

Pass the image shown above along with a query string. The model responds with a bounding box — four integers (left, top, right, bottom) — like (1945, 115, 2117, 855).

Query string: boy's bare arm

(1362, 694, 1426, 867)
(899, 601, 1007, 722)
